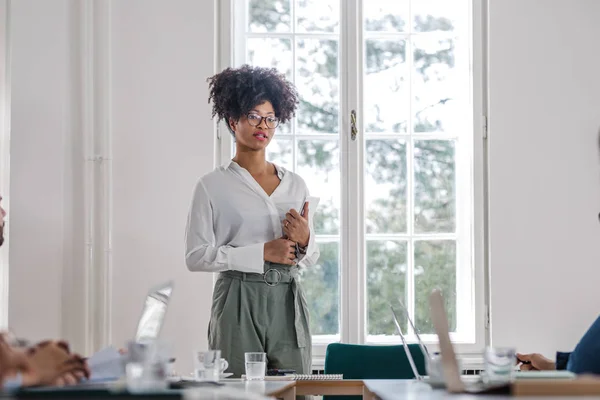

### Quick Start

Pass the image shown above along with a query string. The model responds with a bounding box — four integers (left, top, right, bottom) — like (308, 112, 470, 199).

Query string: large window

(223, 0, 485, 356)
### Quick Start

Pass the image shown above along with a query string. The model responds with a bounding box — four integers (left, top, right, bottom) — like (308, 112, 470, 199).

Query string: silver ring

(263, 268, 282, 286)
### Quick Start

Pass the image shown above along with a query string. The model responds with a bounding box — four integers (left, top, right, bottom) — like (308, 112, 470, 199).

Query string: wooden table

(363, 378, 600, 399)
(215, 380, 298, 399)
(265, 381, 297, 400)
(295, 380, 365, 397)
(221, 379, 366, 399)
(18, 378, 600, 399)
(224, 377, 600, 399)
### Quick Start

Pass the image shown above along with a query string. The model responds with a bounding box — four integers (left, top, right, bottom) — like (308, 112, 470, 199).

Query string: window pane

(413, 36, 459, 133)
(296, 39, 339, 135)
(247, 38, 293, 80)
(414, 140, 456, 233)
(296, 140, 340, 235)
(364, 0, 408, 32)
(412, 0, 461, 33)
(414, 240, 456, 333)
(267, 138, 293, 171)
(299, 241, 339, 335)
(365, 39, 408, 133)
(365, 139, 407, 234)
(248, 0, 292, 33)
(367, 240, 407, 335)
(247, 38, 293, 135)
(296, 0, 339, 33)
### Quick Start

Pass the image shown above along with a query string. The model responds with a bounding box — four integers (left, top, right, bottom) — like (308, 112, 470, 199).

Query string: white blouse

(185, 160, 319, 274)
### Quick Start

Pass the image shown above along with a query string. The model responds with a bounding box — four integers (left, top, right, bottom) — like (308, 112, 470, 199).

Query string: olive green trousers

(208, 262, 312, 378)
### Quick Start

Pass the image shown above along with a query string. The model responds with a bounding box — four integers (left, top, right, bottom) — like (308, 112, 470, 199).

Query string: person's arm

(516, 353, 556, 371)
(0, 334, 28, 389)
(185, 180, 264, 274)
(566, 315, 600, 374)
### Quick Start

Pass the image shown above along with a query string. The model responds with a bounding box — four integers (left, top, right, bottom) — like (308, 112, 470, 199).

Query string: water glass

(125, 340, 170, 392)
(244, 352, 266, 381)
(483, 347, 516, 384)
(194, 350, 229, 382)
(426, 353, 445, 387)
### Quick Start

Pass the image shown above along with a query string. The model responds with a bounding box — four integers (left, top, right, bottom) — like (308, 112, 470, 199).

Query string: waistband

(217, 263, 307, 347)
(219, 264, 298, 286)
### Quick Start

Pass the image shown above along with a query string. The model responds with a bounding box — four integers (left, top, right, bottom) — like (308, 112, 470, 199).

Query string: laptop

(428, 289, 510, 394)
(134, 280, 174, 343)
(390, 303, 429, 381)
(16, 281, 176, 394)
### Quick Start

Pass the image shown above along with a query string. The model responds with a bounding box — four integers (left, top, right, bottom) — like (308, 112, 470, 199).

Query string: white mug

(216, 358, 229, 373)
(194, 350, 229, 381)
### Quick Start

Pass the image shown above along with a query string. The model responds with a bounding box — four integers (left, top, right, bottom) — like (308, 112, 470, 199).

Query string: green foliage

(367, 241, 408, 335)
(298, 242, 339, 335)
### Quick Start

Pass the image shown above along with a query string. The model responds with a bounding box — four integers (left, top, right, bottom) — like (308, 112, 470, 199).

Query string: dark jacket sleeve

(555, 351, 570, 370)
(566, 315, 600, 374)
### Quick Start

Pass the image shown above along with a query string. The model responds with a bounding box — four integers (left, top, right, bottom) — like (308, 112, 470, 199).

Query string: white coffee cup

(216, 358, 229, 373)
(194, 350, 229, 381)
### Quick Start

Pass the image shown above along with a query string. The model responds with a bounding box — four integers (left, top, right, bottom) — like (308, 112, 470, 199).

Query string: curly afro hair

(207, 65, 299, 135)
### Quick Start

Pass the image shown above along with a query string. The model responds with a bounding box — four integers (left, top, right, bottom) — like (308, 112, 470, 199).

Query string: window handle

(350, 110, 358, 141)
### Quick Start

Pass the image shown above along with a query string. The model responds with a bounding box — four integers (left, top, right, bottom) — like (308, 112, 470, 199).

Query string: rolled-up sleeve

(185, 180, 264, 273)
(3, 373, 22, 392)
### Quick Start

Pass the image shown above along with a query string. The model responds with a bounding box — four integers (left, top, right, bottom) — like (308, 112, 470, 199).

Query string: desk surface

(363, 379, 600, 400)
(219, 379, 295, 393)
(364, 380, 495, 400)
(15, 379, 600, 399)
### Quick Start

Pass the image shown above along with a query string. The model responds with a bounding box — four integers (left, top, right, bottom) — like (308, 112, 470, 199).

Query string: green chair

(323, 343, 427, 400)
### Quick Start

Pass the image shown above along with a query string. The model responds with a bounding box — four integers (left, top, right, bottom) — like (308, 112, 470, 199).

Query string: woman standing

(185, 65, 319, 377)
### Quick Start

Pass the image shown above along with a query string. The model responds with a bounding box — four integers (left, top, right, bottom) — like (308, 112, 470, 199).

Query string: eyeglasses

(246, 113, 280, 129)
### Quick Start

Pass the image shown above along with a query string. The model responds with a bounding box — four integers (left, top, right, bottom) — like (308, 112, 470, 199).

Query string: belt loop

(242, 272, 247, 281)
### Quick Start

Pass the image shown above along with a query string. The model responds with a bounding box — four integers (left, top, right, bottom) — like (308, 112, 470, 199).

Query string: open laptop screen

(134, 282, 173, 343)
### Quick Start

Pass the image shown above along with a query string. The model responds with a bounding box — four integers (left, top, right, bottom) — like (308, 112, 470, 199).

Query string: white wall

(109, 0, 216, 375)
(0, 0, 10, 329)
(8, 0, 82, 344)
(488, 0, 600, 357)
(7, 1, 216, 374)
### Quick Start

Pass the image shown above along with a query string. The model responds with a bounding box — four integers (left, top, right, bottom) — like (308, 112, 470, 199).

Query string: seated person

(0, 196, 89, 388)
(518, 315, 600, 374)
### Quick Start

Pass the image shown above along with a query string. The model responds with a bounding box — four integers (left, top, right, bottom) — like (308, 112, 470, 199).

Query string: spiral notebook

(290, 374, 343, 380)
(242, 374, 343, 381)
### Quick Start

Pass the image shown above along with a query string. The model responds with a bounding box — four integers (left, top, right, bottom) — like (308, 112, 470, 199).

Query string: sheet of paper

(87, 346, 125, 381)
(303, 196, 319, 221)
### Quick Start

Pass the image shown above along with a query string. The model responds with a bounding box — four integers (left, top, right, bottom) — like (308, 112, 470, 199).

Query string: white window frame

(218, 0, 488, 361)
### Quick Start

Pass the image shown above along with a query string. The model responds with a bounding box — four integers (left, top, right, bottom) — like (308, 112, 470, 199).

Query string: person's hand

(21, 341, 89, 387)
(264, 238, 297, 265)
(53, 370, 87, 387)
(0, 334, 29, 383)
(516, 353, 556, 371)
(282, 203, 310, 247)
